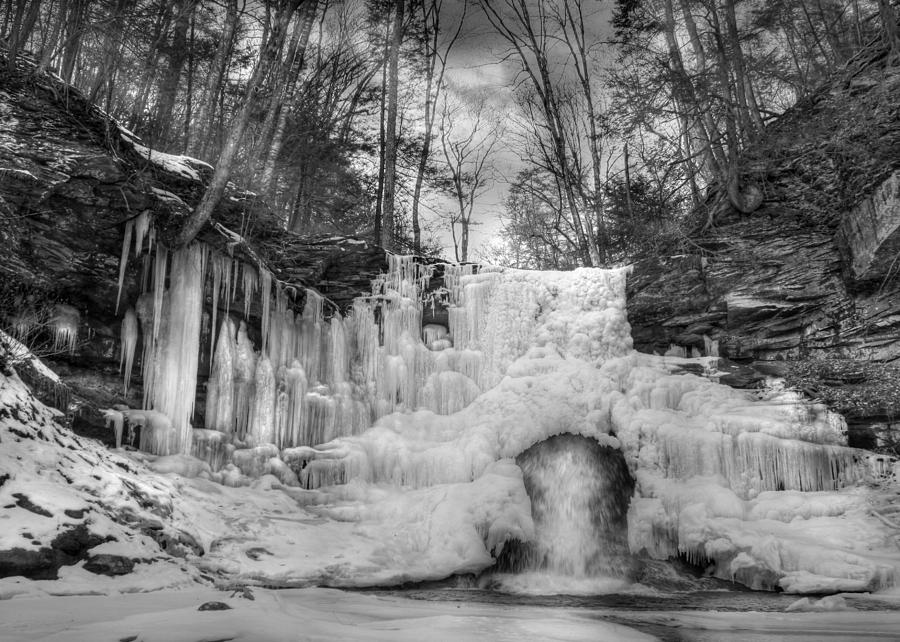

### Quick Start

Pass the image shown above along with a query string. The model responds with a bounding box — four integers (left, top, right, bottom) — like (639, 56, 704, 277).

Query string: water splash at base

(495, 434, 635, 582)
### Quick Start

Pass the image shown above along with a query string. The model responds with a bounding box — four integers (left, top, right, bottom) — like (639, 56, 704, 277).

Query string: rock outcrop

(627, 50, 900, 439)
(0, 57, 388, 439)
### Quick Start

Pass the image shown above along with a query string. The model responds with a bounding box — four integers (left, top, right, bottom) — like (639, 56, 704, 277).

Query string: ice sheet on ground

(0, 587, 656, 642)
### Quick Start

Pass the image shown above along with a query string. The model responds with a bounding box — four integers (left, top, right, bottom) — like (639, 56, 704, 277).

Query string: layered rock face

(627, 53, 900, 438)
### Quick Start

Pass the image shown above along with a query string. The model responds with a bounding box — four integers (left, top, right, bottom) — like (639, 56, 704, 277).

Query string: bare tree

(380, 0, 405, 250)
(7, 0, 43, 72)
(479, 0, 601, 265)
(409, 0, 466, 254)
(176, 0, 308, 247)
(188, 0, 240, 158)
(438, 89, 503, 262)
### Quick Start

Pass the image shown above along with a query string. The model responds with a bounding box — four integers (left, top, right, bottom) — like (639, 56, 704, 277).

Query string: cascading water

(496, 434, 634, 579)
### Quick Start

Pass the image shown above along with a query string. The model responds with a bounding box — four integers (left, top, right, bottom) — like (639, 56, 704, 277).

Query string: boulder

(83, 554, 135, 576)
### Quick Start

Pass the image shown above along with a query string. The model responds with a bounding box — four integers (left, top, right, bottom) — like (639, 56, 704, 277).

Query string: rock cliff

(627, 50, 900, 445)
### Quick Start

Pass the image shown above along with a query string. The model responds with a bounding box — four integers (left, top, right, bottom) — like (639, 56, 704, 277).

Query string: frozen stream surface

(2, 586, 900, 641)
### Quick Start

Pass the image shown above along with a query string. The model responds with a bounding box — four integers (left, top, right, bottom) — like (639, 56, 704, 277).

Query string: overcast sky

(425, 5, 518, 259)
(420, 1, 614, 261)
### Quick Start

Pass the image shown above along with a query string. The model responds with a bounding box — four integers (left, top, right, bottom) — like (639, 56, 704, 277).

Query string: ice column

(120, 308, 138, 393)
(206, 317, 236, 434)
(149, 245, 206, 454)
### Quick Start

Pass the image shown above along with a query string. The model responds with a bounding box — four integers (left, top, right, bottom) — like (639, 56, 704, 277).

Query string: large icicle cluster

(288, 263, 893, 593)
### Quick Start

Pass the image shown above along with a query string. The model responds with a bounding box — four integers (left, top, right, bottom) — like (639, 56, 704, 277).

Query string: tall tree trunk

(130, 1, 173, 131)
(183, 12, 195, 153)
(176, 0, 305, 247)
(722, 0, 755, 141)
(255, 15, 304, 170)
(373, 21, 391, 245)
(677, 0, 727, 178)
(59, 0, 87, 84)
(259, 0, 320, 199)
(38, 0, 67, 72)
(188, 0, 239, 158)
(8, 0, 42, 72)
(561, 0, 607, 263)
(380, 0, 404, 251)
(88, 0, 129, 105)
(623, 141, 634, 221)
(410, 0, 465, 255)
(154, 0, 199, 147)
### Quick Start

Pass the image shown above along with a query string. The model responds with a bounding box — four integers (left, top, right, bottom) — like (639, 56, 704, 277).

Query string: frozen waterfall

(116, 229, 895, 593)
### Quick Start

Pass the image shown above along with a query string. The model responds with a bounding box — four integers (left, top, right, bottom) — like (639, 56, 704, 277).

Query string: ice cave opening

(494, 434, 635, 580)
(93, 221, 900, 594)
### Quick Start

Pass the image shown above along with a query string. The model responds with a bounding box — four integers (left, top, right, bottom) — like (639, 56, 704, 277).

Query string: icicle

(191, 428, 231, 471)
(129, 409, 175, 455)
(133, 210, 151, 257)
(116, 220, 134, 314)
(421, 371, 480, 415)
(233, 321, 257, 439)
(260, 269, 272, 353)
(267, 285, 288, 369)
(149, 244, 205, 454)
(102, 409, 125, 449)
(222, 257, 233, 317)
(209, 253, 230, 360)
(232, 257, 240, 302)
(120, 308, 139, 393)
(279, 360, 307, 447)
(704, 335, 719, 358)
(330, 314, 348, 384)
(10, 306, 38, 341)
(242, 263, 258, 319)
(141, 253, 152, 292)
(304, 386, 337, 446)
(135, 292, 158, 409)
(664, 344, 687, 358)
(152, 244, 168, 343)
(206, 317, 236, 433)
(50, 304, 80, 353)
(248, 356, 276, 446)
(423, 323, 449, 346)
(297, 291, 323, 384)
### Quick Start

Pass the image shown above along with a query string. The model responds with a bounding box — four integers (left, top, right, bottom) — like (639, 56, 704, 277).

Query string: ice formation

(115, 218, 133, 313)
(205, 318, 236, 434)
(119, 308, 138, 393)
(108, 234, 896, 592)
(49, 304, 80, 354)
(102, 408, 125, 448)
